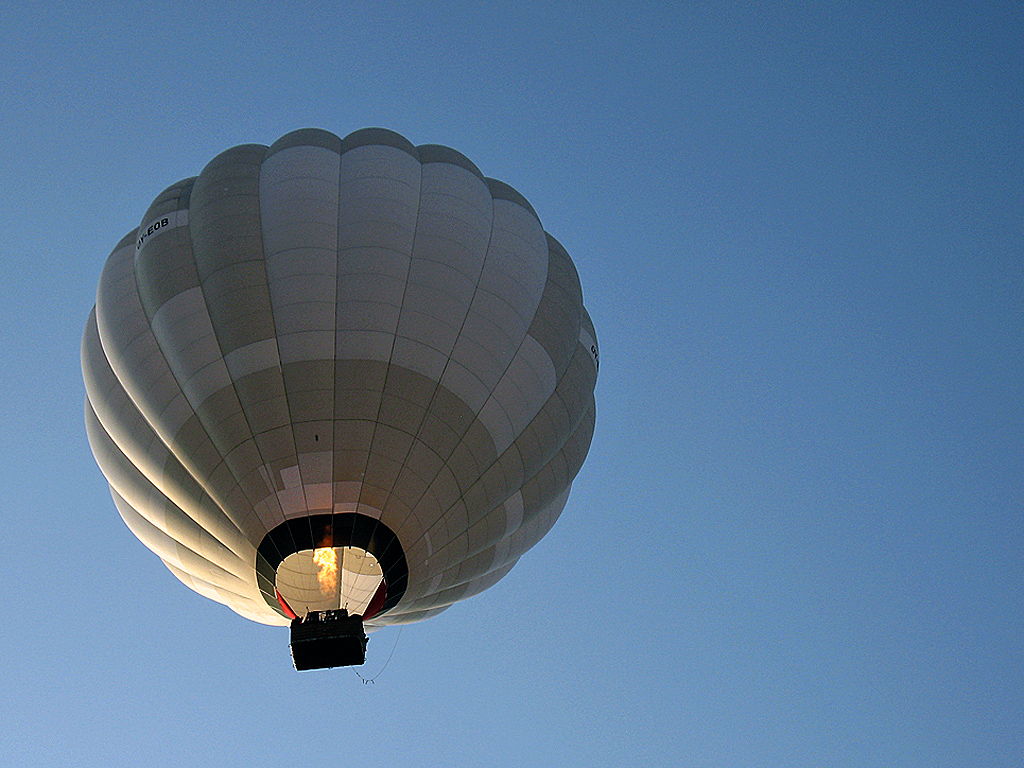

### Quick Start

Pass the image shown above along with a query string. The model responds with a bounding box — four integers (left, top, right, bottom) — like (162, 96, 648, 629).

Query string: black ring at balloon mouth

(256, 513, 408, 619)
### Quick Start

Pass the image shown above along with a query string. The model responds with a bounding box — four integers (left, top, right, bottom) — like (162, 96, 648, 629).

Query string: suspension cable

(352, 626, 403, 684)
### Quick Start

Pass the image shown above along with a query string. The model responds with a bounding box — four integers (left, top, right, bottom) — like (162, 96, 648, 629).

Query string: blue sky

(1, 2, 1020, 766)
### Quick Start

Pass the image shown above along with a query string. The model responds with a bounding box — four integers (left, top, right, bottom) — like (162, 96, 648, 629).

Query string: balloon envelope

(82, 128, 598, 631)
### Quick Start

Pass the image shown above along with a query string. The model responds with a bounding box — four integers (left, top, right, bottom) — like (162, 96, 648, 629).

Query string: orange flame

(312, 547, 338, 597)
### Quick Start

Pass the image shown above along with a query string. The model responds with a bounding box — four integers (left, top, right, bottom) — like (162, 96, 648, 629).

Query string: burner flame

(312, 547, 338, 597)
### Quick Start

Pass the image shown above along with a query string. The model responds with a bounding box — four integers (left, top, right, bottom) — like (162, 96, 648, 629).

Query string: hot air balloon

(82, 128, 598, 669)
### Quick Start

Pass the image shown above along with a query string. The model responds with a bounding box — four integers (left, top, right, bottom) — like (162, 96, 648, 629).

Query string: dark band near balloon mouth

(255, 513, 408, 619)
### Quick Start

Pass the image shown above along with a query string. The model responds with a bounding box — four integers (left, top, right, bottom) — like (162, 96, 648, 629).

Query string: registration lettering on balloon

(135, 209, 189, 252)
(580, 325, 600, 372)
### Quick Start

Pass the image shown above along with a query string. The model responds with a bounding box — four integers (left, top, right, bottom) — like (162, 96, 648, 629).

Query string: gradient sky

(1, 2, 1020, 766)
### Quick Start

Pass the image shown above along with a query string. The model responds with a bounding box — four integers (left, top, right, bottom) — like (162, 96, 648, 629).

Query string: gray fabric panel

(109, 489, 257, 602)
(403, 557, 524, 618)
(94, 235, 262, 548)
(134, 179, 197, 316)
(416, 435, 581, 594)
(332, 141, 420, 531)
(479, 334, 556, 455)
(508, 472, 580, 558)
(191, 143, 274, 357)
(83, 310, 166, 465)
(201, 260, 277, 359)
(395, 336, 598, 591)
(136, 225, 200, 318)
(366, 603, 451, 627)
(83, 315, 252, 561)
(268, 128, 343, 155)
(282, 359, 335, 423)
(393, 160, 492, 379)
(188, 142, 298, 540)
(336, 142, 420, 331)
(527, 234, 583, 377)
(85, 402, 253, 583)
(141, 178, 193, 218)
(402, 558, 518, 614)
(561, 396, 597, 482)
(417, 143, 485, 179)
(381, 165, 544, 555)
(512, 338, 598, 482)
(485, 177, 538, 219)
(442, 195, 548, 409)
(334, 360, 386, 419)
(191, 148, 267, 274)
(163, 560, 284, 627)
(257, 142, 341, 508)
(96, 237, 169, 397)
(580, 305, 598, 370)
(366, 191, 569, 589)
(332, 420, 374, 484)
(341, 127, 419, 158)
(261, 143, 339, 363)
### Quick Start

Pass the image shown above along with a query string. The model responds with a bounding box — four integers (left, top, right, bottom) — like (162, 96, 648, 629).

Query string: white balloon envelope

(82, 128, 598, 664)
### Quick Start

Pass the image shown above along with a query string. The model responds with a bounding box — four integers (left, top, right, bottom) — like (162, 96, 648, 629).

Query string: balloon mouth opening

(274, 546, 388, 619)
(256, 513, 408, 621)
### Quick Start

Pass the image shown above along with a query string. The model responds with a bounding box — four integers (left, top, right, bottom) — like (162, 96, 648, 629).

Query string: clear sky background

(0, 2, 1020, 766)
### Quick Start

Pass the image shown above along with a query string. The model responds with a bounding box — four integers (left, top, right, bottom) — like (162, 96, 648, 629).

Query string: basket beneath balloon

(290, 610, 367, 670)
